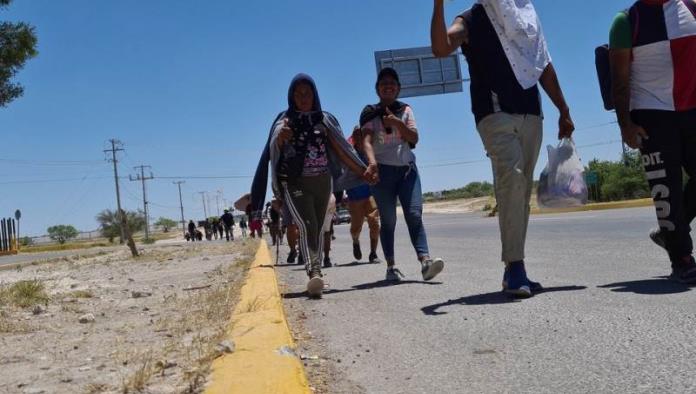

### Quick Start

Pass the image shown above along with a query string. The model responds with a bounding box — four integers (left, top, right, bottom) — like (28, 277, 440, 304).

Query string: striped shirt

(610, 0, 696, 112)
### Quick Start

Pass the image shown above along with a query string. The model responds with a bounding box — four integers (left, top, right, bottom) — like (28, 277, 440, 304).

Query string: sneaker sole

(422, 259, 444, 281)
(502, 280, 543, 293)
(505, 286, 532, 298)
(307, 277, 324, 298)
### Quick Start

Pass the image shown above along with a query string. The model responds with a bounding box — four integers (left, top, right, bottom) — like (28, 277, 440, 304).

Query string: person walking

(251, 74, 370, 297)
(347, 127, 381, 264)
(282, 205, 303, 265)
(609, 0, 696, 283)
(239, 216, 248, 238)
(269, 199, 282, 246)
(187, 220, 197, 243)
(358, 67, 445, 283)
(431, 0, 575, 297)
(220, 209, 236, 242)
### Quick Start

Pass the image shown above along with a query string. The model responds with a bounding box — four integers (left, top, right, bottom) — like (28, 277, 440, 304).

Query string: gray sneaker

(385, 267, 404, 282)
(421, 258, 444, 281)
(307, 267, 324, 298)
(307, 275, 324, 298)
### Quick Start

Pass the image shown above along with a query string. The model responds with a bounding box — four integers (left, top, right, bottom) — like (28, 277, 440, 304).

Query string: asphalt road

(278, 207, 696, 393)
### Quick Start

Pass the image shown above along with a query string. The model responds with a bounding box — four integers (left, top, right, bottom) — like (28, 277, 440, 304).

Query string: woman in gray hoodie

(252, 74, 371, 297)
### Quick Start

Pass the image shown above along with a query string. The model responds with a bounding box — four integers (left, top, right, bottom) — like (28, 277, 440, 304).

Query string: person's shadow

(598, 276, 692, 295)
(334, 260, 380, 268)
(283, 279, 443, 299)
(421, 285, 587, 316)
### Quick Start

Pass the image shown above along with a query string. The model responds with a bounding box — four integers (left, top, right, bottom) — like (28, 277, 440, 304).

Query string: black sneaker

(298, 253, 305, 266)
(502, 268, 543, 293)
(368, 251, 381, 264)
(670, 256, 696, 284)
(385, 267, 404, 282)
(649, 228, 667, 251)
(353, 242, 362, 261)
(504, 262, 532, 298)
(287, 249, 297, 264)
(421, 258, 444, 281)
(323, 256, 332, 268)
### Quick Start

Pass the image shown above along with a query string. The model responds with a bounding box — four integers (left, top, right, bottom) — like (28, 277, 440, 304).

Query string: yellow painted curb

(531, 198, 654, 215)
(206, 240, 310, 394)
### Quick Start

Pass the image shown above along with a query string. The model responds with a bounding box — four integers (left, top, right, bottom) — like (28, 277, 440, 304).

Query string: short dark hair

(375, 67, 401, 91)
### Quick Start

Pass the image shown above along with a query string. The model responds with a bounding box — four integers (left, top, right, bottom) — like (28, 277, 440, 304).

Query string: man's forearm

(539, 63, 569, 114)
(431, 0, 450, 57)
(612, 82, 632, 128)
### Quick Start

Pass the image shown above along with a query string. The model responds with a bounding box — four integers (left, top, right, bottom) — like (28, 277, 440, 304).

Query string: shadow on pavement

(598, 276, 692, 295)
(333, 261, 380, 268)
(421, 286, 587, 316)
(282, 279, 443, 300)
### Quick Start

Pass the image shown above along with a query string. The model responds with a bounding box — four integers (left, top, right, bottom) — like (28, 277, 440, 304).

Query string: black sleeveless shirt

(460, 5, 542, 124)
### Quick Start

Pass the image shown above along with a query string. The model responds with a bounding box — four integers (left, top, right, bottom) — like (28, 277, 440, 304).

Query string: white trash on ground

(537, 138, 588, 209)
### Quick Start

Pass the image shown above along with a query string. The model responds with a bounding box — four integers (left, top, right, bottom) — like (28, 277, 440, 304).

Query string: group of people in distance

(185, 208, 247, 242)
(249, 0, 696, 298)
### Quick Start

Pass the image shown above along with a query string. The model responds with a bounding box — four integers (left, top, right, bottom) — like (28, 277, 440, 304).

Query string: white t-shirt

(363, 106, 418, 167)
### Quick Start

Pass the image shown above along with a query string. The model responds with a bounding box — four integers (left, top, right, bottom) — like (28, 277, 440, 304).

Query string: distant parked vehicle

(333, 209, 351, 225)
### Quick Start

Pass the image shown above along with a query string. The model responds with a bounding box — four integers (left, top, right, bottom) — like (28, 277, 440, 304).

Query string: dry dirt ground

(0, 239, 257, 394)
(421, 197, 494, 215)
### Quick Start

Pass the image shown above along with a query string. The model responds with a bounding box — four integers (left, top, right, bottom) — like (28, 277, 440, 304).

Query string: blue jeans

(370, 163, 429, 263)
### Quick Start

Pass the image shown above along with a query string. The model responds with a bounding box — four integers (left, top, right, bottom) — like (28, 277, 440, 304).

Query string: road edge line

(205, 239, 310, 394)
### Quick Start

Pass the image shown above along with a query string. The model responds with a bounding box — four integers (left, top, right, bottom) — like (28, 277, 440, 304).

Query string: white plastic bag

(537, 138, 588, 209)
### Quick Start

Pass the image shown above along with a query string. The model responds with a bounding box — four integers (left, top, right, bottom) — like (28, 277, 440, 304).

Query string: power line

(0, 176, 114, 185)
(420, 159, 488, 169)
(0, 158, 104, 166)
(155, 175, 252, 180)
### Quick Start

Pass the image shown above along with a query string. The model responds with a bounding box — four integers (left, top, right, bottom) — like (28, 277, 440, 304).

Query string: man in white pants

(431, 0, 575, 297)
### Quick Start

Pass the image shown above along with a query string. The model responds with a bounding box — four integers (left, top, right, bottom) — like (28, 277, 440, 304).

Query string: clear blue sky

(1, 0, 627, 236)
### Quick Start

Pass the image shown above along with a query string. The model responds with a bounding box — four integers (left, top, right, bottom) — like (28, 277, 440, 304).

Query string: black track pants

(633, 110, 696, 264)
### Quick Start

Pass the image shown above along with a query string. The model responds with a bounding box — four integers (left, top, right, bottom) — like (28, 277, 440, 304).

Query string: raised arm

(431, 0, 468, 57)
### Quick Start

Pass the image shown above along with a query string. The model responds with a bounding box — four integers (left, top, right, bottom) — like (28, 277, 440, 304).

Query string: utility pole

(215, 190, 222, 216)
(130, 165, 154, 240)
(198, 191, 208, 219)
(173, 181, 186, 237)
(104, 139, 126, 244)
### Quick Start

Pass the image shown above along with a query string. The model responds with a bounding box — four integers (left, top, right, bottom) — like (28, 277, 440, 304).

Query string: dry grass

(0, 310, 32, 333)
(239, 295, 268, 313)
(22, 241, 110, 254)
(83, 382, 112, 394)
(119, 241, 257, 393)
(121, 357, 155, 394)
(0, 279, 50, 308)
